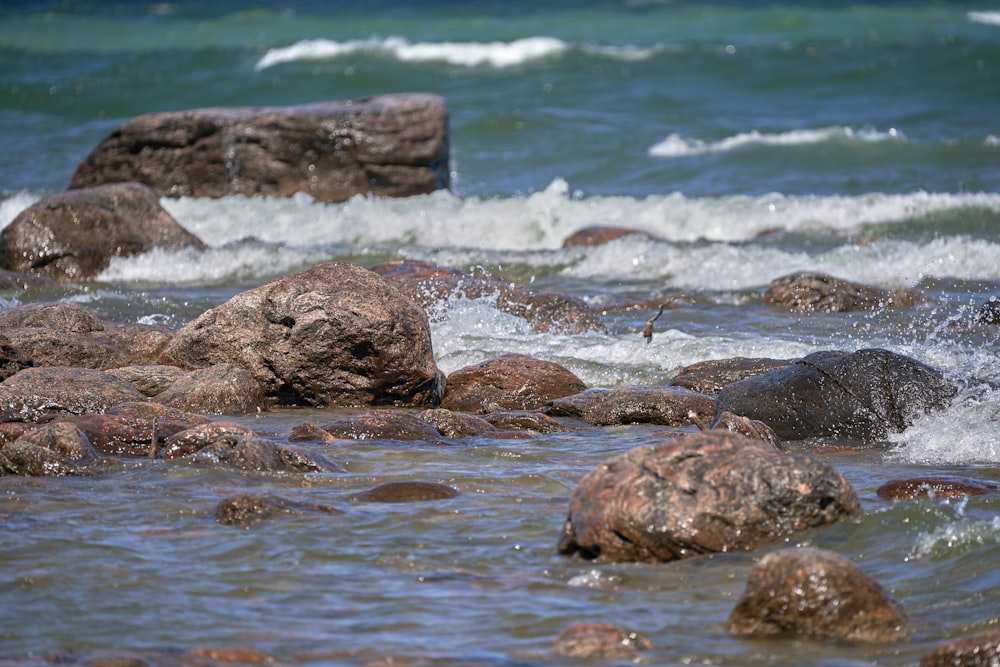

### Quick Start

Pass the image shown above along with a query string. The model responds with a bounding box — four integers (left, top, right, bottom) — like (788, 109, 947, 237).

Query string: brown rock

(921, 629, 1000, 667)
(106, 365, 185, 397)
(52, 414, 157, 457)
(876, 476, 1000, 500)
(0, 366, 147, 422)
(441, 353, 587, 413)
(215, 493, 341, 527)
(418, 408, 500, 437)
(181, 647, 277, 664)
(552, 622, 654, 658)
(0, 333, 33, 380)
(288, 422, 339, 443)
(0, 421, 95, 476)
(481, 411, 568, 433)
(10, 421, 96, 461)
(557, 431, 861, 562)
(160, 421, 258, 459)
(561, 226, 651, 248)
(321, 410, 441, 442)
(764, 271, 925, 312)
(353, 481, 458, 503)
(0, 183, 206, 282)
(545, 385, 717, 427)
(669, 356, 792, 394)
(154, 364, 267, 415)
(710, 411, 781, 448)
(69, 94, 449, 203)
(727, 548, 907, 643)
(157, 262, 442, 408)
(189, 435, 342, 473)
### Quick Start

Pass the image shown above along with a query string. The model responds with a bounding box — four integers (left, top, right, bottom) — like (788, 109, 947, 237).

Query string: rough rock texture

(921, 629, 1000, 667)
(669, 356, 792, 394)
(157, 262, 442, 408)
(215, 493, 341, 527)
(106, 365, 185, 397)
(0, 421, 96, 476)
(552, 623, 654, 658)
(0, 268, 55, 290)
(482, 411, 568, 433)
(352, 481, 459, 503)
(371, 259, 606, 334)
(160, 421, 258, 459)
(0, 367, 147, 422)
(710, 411, 781, 448)
(153, 363, 267, 415)
(441, 353, 587, 413)
(876, 475, 1000, 500)
(561, 226, 651, 248)
(715, 348, 957, 441)
(188, 435, 342, 473)
(545, 385, 717, 427)
(727, 548, 907, 643)
(321, 410, 442, 442)
(764, 271, 925, 312)
(69, 94, 449, 202)
(418, 408, 503, 438)
(557, 431, 861, 562)
(0, 183, 206, 282)
(0, 334, 33, 380)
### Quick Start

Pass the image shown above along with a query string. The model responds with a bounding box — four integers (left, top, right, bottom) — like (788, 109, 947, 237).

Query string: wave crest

(648, 126, 904, 158)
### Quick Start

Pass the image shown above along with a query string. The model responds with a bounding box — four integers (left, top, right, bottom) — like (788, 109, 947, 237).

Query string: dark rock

(764, 271, 925, 312)
(189, 435, 342, 473)
(561, 226, 652, 248)
(727, 547, 907, 643)
(545, 385, 717, 427)
(921, 629, 1000, 667)
(715, 348, 957, 441)
(288, 422, 339, 443)
(157, 262, 442, 408)
(0, 183, 206, 282)
(215, 493, 341, 527)
(106, 365, 185, 397)
(371, 259, 606, 334)
(710, 411, 781, 448)
(557, 431, 861, 562)
(481, 411, 568, 433)
(976, 296, 999, 324)
(353, 481, 459, 503)
(69, 94, 449, 203)
(0, 333, 33, 380)
(441, 353, 587, 413)
(321, 410, 441, 442)
(0, 367, 147, 422)
(0, 268, 56, 290)
(418, 408, 500, 437)
(160, 421, 258, 458)
(669, 356, 792, 394)
(552, 622, 654, 658)
(153, 364, 267, 415)
(876, 475, 1000, 500)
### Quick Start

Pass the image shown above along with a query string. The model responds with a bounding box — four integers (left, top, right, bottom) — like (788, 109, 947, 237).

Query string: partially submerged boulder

(561, 226, 652, 248)
(727, 548, 907, 643)
(0, 421, 96, 476)
(876, 475, 1000, 500)
(441, 353, 587, 413)
(188, 435, 342, 473)
(765, 271, 925, 312)
(0, 182, 206, 282)
(352, 481, 459, 503)
(552, 623, 654, 659)
(0, 367, 147, 422)
(545, 385, 717, 427)
(669, 356, 792, 394)
(321, 410, 442, 442)
(557, 431, 861, 562)
(921, 629, 1000, 667)
(69, 93, 450, 202)
(215, 493, 341, 527)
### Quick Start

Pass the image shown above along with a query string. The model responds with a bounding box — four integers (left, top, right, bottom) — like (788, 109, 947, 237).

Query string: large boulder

(715, 348, 957, 441)
(157, 262, 442, 408)
(0, 182, 206, 282)
(441, 353, 587, 413)
(557, 431, 861, 563)
(69, 94, 449, 202)
(764, 271, 925, 312)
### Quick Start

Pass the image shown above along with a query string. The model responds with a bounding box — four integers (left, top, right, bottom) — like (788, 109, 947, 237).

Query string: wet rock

(69, 94, 449, 203)
(0, 268, 56, 290)
(160, 421, 258, 458)
(561, 226, 652, 248)
(321, 410, 441, 442)
(0, 421, 95, 476)
(481, 411, 568, 433)
(189, 435, 343, 473)
(669, 356, 792, 394)
(154, 364, 267, 415)
(371, 259, 606, 334)
(876, 475, 1000, 500)
(106, 365, 186, 397)
(51, 414, 157, 457)
(921, 628, 1000, 667)
(353, 481, 459, 503)
(418, 408, 500, 437)
(0, 367, 147, 422)
(715, 348, 957, 441)
(710, 411, 781, 448)
(552, 622, 654, 658)
(764, 271, 925, 312)
(557, 431, 861, 562)
(0, 421, 33, 444)
(158, 262, 442, 408)
(441, 353, 587, 413)
(545, 385, 717, 427)
(0, 333, 33, 380)
(215, 493, 341, 527)
(976, 296, 999, 324)
(108, 401, 212, 428)
(180, 647, 278, 665)
(0, 182, 206, 282)
(727, 547, 907, 643)
(288, 422, 339, 443)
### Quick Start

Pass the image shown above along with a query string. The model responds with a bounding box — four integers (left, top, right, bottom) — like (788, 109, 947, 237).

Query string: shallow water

(1, 1, 999, 665)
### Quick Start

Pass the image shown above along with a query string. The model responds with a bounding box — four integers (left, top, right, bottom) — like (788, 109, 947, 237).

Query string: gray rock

(545, 385, 717, 427)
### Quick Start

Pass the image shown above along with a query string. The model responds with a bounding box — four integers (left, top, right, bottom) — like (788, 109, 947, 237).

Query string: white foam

(255, 36, 568, 70)
(0, 191, 43, 229)
(648, 126, 903, 158)
(968, 11, 1000, 26)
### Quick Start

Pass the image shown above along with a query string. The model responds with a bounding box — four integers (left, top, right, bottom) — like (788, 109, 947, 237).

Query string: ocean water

(1, 2, 999, 666)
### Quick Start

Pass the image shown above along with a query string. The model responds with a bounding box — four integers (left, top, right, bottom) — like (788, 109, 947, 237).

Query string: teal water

(1, 2, 999, 666)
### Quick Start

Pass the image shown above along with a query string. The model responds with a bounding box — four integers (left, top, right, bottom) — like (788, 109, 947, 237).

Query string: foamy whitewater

(1, 2, 999, 666)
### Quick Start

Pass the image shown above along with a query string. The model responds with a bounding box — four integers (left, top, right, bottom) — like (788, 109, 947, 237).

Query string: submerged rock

(876, 475, 1000, 500)
(557, 431, 861, 562)
(765, 271, 926, 312)
(189, 435, 342, 473)
(160, 421, 258, 459)
(321, 410, 441, 442)
(69, 93, 449, 202)
(552, 622, 654, 658)
(0, 421, 96, 476)
(441, 353, 587, 413)
(727, 548, 907, 643)
(560, 225, 653, 247)
(352, 481, 459, 503)
(921, 628, 1000, 667)
(545, 385, 717, 427)
(215, 493, 341, 527)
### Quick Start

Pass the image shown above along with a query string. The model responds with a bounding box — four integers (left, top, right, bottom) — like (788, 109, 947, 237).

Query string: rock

(160, 421, 258, 459)
(710, 411, 781, 448)
(69, 94, 449, 202)
(352, 481, 459, 503)
(715, 348, 957, 441)
(189, 435, 342, 473)
(0, 334, 33, 380)
(418, 408, 500, 437)
(0, 367, 147, 422)
(545, 385, 717, 427)
(0, 268, 55, 290)
(481, 411, 568, 433)
(977, 297, 999, 324)
(557, 431, 861, 562)
(371, 259, 606, 334)
(106, 365, 185, 397)
(52, 414, 158, 457)
(288, 422, 339, 443)
(552, 622, 654, 658)
(108, 401, 212, 427)
(727, 547, 907, 643)
(764, 271, 925, 312)
(153, 364, 267, 415)
(441, 353, 587, 413)
(669, 356, 792, 394)
(0, 183, 206, 282)
(215, 493, 341, 527)
(321, 410, 441, 442)
(561, 226, 652, 248)
(158, 262, 441, 408)
(181, 647, 278, 665)
(921, 629, 1000, 667)
(876, 475, 1000, 500)
(0, 440, 80, 476)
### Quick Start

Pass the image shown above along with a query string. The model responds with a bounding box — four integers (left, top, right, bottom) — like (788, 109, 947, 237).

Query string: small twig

(643, 294, 695, 343)
(688, 410, 710, 431)
(148, 417, 159, 459)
